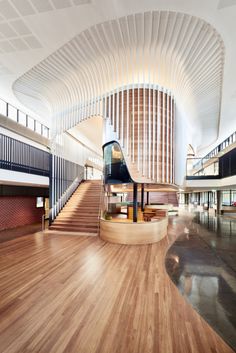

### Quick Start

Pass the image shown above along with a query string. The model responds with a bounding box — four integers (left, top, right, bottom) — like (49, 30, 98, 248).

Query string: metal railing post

(0, 95, 50, 136)
(97, 181, 104, 236)
(42, 214, 45, 231)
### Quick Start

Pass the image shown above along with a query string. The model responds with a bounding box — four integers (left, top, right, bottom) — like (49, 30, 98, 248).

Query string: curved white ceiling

(13, 10, 224, 147)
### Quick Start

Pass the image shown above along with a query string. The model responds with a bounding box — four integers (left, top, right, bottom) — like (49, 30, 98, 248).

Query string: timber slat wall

(107, 87, 174, 184)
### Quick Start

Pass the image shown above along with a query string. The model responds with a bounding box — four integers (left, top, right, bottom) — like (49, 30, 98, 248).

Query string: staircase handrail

(50, 170, 84, 222)
(97, 177, 106, 236)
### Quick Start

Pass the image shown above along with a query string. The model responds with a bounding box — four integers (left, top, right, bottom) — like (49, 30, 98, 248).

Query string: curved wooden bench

(100, 217, 168, 245)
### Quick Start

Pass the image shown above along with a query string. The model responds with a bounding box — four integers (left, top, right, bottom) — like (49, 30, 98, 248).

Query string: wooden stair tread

(50, 180, 102, 235)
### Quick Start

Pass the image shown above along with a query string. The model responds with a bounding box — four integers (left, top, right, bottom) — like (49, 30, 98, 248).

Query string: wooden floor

(0, 215, 234, 353)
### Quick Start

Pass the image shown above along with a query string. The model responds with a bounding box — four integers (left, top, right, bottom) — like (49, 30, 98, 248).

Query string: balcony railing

(0, 133, 50, 177)
(186, 157, 219, 179)
(187, 144, 236, 180)
(196, 130, 236, 167)
(0, 97, 50, 139)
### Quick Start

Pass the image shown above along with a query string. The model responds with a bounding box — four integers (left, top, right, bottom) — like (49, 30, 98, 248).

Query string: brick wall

(0, 196, 44, 231)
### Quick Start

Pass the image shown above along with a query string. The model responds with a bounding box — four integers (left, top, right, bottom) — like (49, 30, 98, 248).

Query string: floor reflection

(166, 212, 236, 351)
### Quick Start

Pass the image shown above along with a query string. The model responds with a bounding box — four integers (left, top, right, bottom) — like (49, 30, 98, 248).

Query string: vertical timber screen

(49, 155, 84, 223)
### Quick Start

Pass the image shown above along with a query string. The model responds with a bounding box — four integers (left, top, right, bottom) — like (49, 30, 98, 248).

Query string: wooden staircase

(50, 180, 102, 234)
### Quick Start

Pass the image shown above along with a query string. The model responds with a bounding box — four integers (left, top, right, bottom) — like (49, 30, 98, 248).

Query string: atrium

(0, 0, 236, 352)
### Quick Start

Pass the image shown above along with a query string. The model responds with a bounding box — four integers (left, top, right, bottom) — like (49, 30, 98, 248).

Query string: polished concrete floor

(166, 211, 236, 351)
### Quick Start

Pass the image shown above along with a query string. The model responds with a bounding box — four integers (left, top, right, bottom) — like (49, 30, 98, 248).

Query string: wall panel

(106, 86, 175, 184)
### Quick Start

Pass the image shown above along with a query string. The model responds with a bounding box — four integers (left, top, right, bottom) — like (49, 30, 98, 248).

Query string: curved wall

(12, 11, 225, 186)
(13, 11, 224, 150)
(105, 86, 174, 184)
(100, 217, 168, 245)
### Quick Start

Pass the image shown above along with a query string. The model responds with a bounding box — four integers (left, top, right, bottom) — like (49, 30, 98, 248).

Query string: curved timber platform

(100, 217, 168, 245)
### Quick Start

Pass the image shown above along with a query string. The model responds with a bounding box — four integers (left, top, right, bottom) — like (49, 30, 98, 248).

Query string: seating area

(106, 204, 171, 223)
(100, 199, 171, 245)
(143, 208, 168, 222)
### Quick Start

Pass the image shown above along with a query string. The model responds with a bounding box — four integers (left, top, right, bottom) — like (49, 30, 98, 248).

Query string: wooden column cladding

(106, 86, 175, 184)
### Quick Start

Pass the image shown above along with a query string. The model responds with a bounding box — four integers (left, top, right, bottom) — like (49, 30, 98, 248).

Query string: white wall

(174, 106, 194, 186)
(52, 131, 103, 169)
(0, 169, 49, 187)
(68, 116, 103, 156)
(85, 167, 102, 180)
(197, 125, 236, 158)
